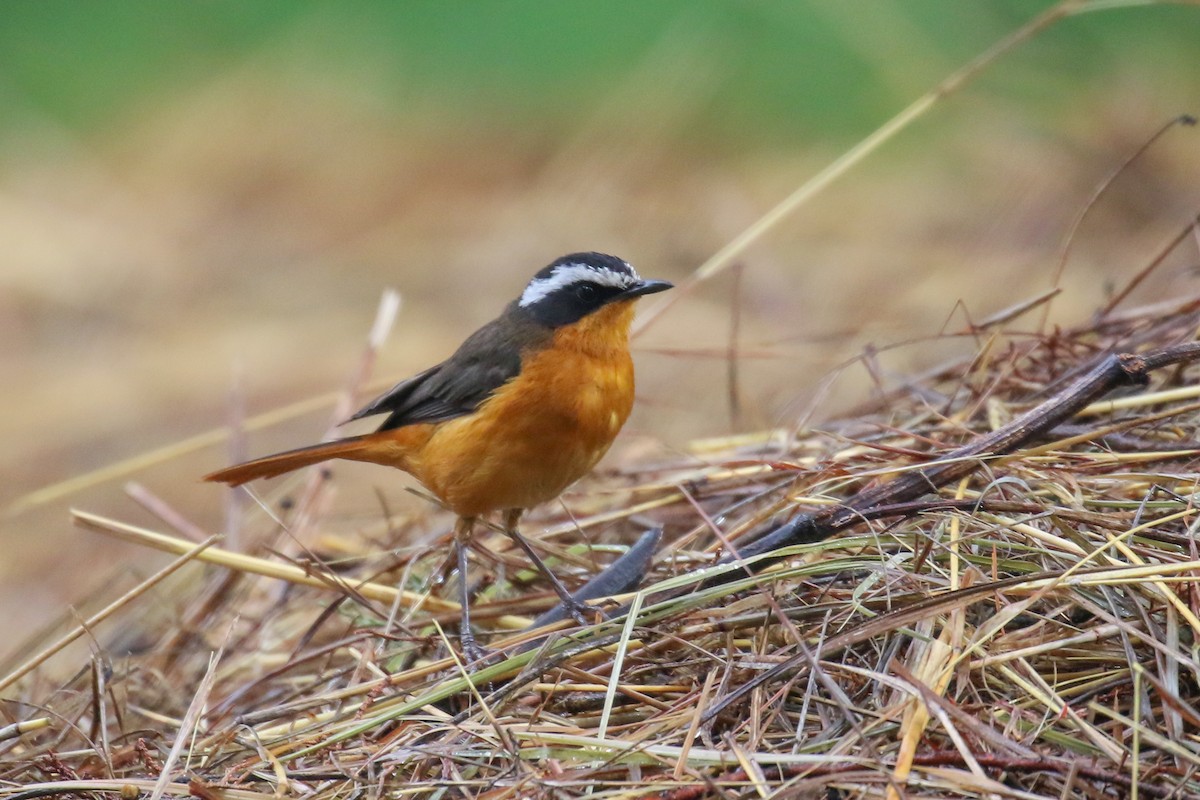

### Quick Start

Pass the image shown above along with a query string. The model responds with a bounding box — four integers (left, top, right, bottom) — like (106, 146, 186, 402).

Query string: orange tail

(205, 435, 384, 487)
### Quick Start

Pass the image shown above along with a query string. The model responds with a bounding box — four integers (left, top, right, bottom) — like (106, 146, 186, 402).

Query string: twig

(634, 0, 1088, 337)
(712, 343, 1200, 579)
(727, 263, 744, 431)
(1099, 211, 1200, 319)
(69, 509, 535, 629)
(1056, 114, 1197, 318)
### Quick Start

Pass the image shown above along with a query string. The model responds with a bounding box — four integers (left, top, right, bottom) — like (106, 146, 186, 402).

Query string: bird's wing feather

(346, 316, 528, 430)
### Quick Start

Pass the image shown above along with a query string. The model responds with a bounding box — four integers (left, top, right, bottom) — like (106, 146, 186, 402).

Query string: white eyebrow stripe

(518, 262, 640, 307)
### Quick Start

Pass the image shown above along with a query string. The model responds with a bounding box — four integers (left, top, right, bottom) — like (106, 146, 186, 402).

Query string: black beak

(622, 279, 673, 299)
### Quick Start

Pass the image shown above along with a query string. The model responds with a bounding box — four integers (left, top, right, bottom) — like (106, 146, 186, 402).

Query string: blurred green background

(4, 2, 1197, 141)
(3, 1, 1199, 659)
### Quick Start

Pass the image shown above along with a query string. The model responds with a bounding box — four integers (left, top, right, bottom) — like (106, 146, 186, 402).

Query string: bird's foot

(458, 632, 493, 667)
(561, 595, 605, 627)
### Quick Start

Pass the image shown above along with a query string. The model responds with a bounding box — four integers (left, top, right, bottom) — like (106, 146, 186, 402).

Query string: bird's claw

(459, 633, 493, 667)
(564, 597, 604, 626)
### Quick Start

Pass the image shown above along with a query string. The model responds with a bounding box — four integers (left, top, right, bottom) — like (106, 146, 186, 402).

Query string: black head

(517, 252, 672, 328)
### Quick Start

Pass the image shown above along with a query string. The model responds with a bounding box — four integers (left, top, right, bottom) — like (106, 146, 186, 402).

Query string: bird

(205, 252, 672, 657)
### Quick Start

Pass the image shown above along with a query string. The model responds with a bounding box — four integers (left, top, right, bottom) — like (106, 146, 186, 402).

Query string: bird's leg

(454, 516, 489, 663)
(502, 508, 596, 626)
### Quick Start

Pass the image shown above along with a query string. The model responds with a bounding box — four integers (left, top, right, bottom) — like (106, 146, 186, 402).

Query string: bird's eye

(575, 284, 596, 302)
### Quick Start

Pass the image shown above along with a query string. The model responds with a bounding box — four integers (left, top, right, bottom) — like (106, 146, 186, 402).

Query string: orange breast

(403, 300, 637, 518)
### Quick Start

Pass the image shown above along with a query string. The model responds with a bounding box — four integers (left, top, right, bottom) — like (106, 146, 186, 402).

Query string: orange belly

(404, 345, 634, 517)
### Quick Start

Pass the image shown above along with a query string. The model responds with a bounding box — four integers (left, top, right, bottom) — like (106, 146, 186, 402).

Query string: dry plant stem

(1059, 115, 1196, 317)
(124, 481, 209, 542)
(7, 392, 342, 515)
(727, 262, 744, 431)
(0, 718, 50, 742)
(70, 509, 533, 630)
(712, 344, 1200, 582)
(0, 536, 217, 694)
(1099, 210, 1200, 318)
(701, 541, 1200, 723)
(645, 751, 1179, 800)
(634, 0, 1086, 337)
(149, 644, 225, 800)
(290, 289, 403, 533)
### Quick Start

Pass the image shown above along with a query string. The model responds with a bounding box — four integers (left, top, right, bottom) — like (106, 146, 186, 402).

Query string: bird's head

(517, 252, 672, 329)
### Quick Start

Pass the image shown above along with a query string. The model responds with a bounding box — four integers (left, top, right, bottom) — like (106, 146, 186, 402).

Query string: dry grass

(4, 281, 1200, 798)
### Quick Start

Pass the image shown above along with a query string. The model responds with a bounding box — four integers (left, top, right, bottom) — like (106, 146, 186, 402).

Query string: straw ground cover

(5, 277, 1200, 797)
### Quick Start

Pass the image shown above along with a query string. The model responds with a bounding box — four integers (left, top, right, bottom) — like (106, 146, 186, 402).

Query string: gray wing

(346, 317, 526, 431)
